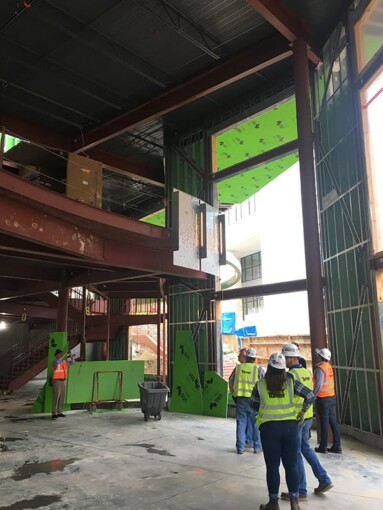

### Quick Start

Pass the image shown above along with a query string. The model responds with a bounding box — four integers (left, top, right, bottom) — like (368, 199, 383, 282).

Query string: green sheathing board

(66, 360, 144, 404)
(166, 130, 214, 392)
(314, 26, 382, 437)
(171, 330, 203, 414)
(4, 135, 21, 152)
(140, 208, 165, 227)
(32, 332, 69, 414)
(202, 371, 228, 418)
(216, 98, 298, 204)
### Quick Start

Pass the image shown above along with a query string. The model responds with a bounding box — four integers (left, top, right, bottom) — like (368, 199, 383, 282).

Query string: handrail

(0, 320, 55, 377)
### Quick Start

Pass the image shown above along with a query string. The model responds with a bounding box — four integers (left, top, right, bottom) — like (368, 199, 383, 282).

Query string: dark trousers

(260, 420, 299, 499)
(316, 396, 341, 449)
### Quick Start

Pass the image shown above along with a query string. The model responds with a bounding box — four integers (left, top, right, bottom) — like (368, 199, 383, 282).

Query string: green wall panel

(66, 360, 144, 404)
(170, 330, 203, 415)
(202, 371, 228, 418)
(314, 23, 382, 438)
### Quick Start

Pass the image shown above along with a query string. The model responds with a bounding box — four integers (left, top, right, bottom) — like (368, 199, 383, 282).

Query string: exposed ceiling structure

(0, 0, 349, 318)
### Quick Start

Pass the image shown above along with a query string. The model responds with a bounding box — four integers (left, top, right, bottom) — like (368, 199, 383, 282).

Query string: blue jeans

(316, 396, 342, 449)
(235, 397, 261, 452)
(260, 420, 299, 500)
(297, 419, 332, 496)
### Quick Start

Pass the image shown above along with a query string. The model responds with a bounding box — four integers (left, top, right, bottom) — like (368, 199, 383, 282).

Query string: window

(241, 252, 262, 282)
(355, 0, 383, 71)
(360, 68, 383, 253)
(242, 296, 264, 318)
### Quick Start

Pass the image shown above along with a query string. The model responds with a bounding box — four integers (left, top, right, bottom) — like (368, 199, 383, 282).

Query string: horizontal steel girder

(0, 195, 105, 260)
(246, 0, 320, 64)
(0, 173, 207, 279)
(72, 35, 292, 151)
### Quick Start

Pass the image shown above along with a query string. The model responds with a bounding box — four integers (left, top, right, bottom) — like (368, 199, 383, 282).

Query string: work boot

(259, 499, 280, 510)
(290, 498, 300, 510)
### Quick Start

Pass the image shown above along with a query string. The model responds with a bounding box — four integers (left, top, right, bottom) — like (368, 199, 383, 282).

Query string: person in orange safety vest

(313, 348, 342, 454)
(52, 349, 74, 420)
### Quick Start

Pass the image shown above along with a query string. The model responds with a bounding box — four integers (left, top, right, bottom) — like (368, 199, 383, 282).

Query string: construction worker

(250, 352, 314, 510)
(229, 348, 254, 448)
(314, 348, 342, 454)
(280, 343, 333, 501)
(230, 347, 264, 454)
(52, 349, 74, 420)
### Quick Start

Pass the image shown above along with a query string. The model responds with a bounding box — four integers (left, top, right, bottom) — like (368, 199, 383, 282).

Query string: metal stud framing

(313, 21, 383, 439)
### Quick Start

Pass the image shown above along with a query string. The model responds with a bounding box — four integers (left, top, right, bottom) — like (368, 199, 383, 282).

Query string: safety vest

(257, 378, 296, 427)
(232, 363, 260, 398)
(289, 367, 314, 419)
(52, 360, 68, 380)
(314, 362, 335, 397)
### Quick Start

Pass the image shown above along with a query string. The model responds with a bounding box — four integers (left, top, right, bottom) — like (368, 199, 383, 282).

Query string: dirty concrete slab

(1, 380, 383, 510)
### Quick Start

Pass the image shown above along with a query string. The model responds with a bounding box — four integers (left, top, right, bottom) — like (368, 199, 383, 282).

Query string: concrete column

(293, 38, 327, 360)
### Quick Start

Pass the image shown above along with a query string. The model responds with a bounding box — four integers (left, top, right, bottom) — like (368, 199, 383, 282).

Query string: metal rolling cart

(88, 370, 124, 412)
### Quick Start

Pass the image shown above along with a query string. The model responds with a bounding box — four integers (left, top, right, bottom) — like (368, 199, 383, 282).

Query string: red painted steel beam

(71, 36, 292, 151)
(0, 281, 60, 300)
(66, 269, 147, 287)
(0, 112, 69, 151)
(96, 281, 159, 292)
(0, 171, 169, 249)
(87, 148, 164, 185)
(0, 301, 57, 319)
(0, 195, 105, 260)
(0, 263, 61, 281)
(0, 112, 161, 184)
(246, 0, 320, 65)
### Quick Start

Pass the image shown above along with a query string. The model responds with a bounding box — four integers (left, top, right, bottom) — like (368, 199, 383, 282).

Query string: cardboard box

(66, 153, 102, 207)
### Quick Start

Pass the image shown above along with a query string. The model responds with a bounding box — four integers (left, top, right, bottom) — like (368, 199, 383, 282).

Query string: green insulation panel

(32, 332, 69, 414)
(4, 135, 21, 152)
(66, 360, 144, 404)
(202, 371, 228, 418)
(314, 26, 382, 438)
(216, 98, 298, 204)
(170, 330, 203, 414)
(141, 208, 165, 227)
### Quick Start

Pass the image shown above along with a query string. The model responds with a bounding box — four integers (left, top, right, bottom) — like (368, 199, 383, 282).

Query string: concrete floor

(1, 381, 383, 510)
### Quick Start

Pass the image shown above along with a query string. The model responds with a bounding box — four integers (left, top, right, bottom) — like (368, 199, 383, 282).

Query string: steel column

(293, 39, 327, 358)
(157, 296, 161, 380)
(81, 287, 87, 361)
(56, 286, 69, 332)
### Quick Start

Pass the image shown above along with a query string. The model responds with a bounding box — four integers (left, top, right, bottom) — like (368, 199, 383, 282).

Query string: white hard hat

(315, 348, 331, 361)
(268, 352, 286, 370)
(247, 347, 257, 358)
(281, 343, 300, 357)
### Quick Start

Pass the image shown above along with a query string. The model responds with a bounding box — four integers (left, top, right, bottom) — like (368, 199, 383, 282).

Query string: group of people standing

(230, 343, 342, 510)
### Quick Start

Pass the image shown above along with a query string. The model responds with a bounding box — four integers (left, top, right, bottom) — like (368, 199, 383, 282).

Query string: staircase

(0, 322, 79, 392)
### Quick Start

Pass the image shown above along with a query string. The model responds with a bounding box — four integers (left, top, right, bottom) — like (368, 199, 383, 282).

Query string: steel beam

(0, 281, 60, 300)
(72, 36, 292, 151)
(0, 112, 68, 150)
(0, 301, 57, 319)
(0, 171, 169, 249)
(87, 148, 164, 185)
(0, 195, 105, 260)
(246, 0, 320, 64)
(0, 263, 61, 281)
(211, 139, 298, 183)
(214, 278, 309, 301)
(56, 287, 70, 331)
(293, 39, 326, 354)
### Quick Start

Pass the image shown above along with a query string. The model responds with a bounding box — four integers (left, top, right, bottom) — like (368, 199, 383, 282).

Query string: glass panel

(360, 68, 383, 253)
(355, 0, 383, 71)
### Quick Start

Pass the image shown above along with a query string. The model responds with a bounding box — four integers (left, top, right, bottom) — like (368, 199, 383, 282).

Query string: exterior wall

(313, 18, 383, 439)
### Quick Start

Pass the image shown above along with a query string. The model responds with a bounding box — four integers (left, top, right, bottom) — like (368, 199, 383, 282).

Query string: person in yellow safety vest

(279, 344, 333, 502)
(230, 347, 264, 454)
(250, 352, 314, 510)
(52, 349, 74, 420)
(313, 348, 342, 454)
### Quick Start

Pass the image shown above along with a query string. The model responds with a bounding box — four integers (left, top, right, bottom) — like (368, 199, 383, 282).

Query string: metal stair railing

(0, 320, 56, 378)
